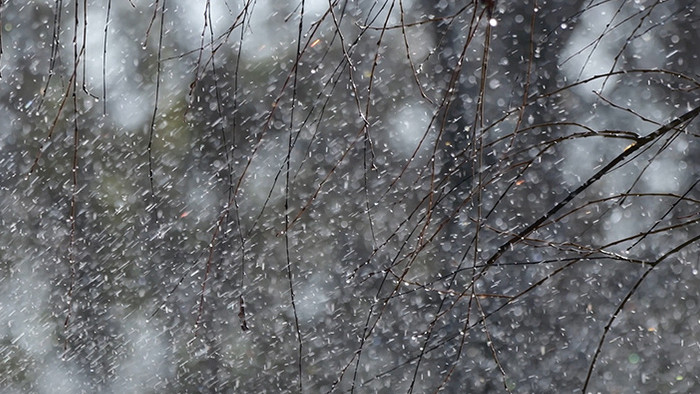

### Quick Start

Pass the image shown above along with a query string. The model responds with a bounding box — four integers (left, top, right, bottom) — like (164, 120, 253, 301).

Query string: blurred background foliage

(0, 0, 698, 392)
